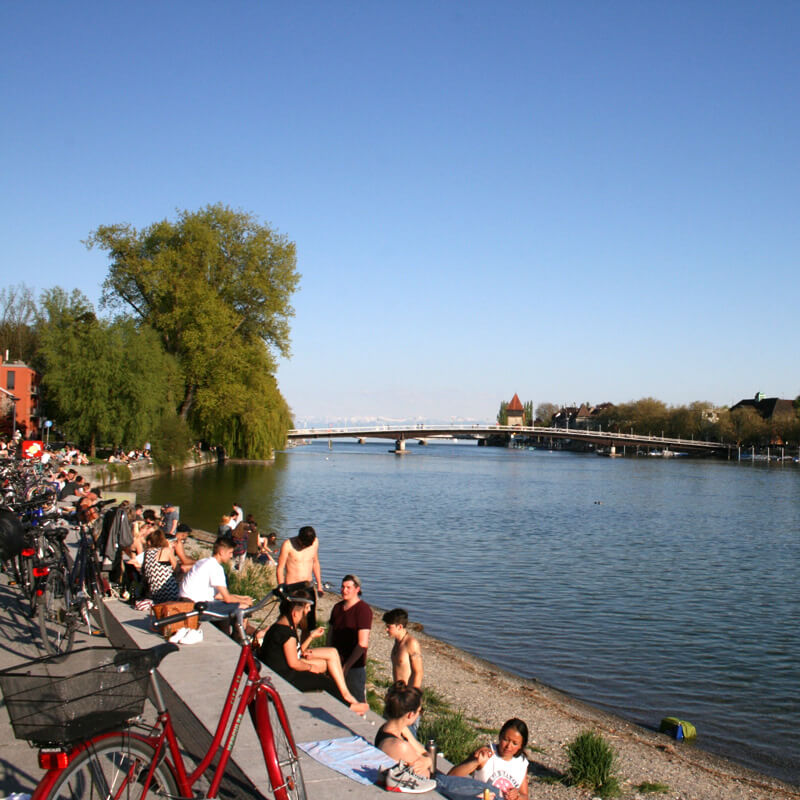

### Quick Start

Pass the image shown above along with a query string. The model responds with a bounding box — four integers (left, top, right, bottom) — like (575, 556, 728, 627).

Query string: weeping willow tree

(88, 203, 299, 458)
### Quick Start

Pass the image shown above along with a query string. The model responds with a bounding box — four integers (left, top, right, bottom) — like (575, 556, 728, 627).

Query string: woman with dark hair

(448, 718, 529, 800)
(375, 683, 499, 798)
(258, 591, 368, 714)
(142, 529, 180, 603)
(374, 681, 432, 775)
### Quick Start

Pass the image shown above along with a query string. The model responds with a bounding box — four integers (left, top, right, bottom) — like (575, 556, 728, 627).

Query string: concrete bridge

(287, 424, 733, 456)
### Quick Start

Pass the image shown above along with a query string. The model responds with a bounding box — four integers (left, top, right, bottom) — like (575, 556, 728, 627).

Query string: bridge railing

(287, 425, 729, 450)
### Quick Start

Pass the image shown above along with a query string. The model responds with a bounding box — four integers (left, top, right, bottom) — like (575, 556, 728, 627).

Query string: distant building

(729, 392, 795, 422)
(506, 393, 525, 427)
(0, 354, 41, 437)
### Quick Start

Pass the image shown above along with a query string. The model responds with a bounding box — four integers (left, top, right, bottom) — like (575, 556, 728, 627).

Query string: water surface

(120, 441, 800, 785)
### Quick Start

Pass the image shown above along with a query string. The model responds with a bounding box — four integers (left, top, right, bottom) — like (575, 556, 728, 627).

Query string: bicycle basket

(0, 647, 157, 745)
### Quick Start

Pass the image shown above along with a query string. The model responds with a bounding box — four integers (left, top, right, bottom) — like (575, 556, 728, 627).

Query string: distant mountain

(292, 415, 491, 429)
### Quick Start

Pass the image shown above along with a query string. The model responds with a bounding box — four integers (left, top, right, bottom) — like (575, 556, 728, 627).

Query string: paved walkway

(0, 576, 448, 799)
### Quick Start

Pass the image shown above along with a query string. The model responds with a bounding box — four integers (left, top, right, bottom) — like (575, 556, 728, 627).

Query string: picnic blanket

(298, 735, 395, 785)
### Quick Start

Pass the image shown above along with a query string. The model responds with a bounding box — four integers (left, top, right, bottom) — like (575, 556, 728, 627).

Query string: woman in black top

(258, 590, 368, 714)
(374, 681, 432, 776)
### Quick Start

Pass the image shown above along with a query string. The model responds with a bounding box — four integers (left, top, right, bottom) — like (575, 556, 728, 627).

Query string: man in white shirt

(180, 536, 253, 609)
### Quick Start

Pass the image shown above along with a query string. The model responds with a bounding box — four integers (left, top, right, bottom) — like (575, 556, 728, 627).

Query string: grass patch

(636, 782, 670, 794)
(565, 731, 620, 797)
(417, 710, 480, 765)
(367, 688, 384, 715)
(223, 560, 276, 601)
(366, 657, 392, 689)
(421, 686, 450, 714)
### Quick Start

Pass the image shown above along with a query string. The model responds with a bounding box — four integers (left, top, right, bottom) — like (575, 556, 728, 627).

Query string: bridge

(287, 424, 733, 456)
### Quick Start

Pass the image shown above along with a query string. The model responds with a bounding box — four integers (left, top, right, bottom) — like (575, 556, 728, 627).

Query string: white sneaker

(179, 628, 204, 645)
(385, 762, 436, 793)
(169, 627, 189, 644)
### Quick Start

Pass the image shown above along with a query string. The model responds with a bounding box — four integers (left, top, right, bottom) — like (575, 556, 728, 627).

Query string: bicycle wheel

(43, 734, 179, 800)
(38, 568, 75, 656)
(266, 695, 307, 800)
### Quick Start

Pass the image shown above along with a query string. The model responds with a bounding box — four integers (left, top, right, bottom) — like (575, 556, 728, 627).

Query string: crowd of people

(43, 481, 528, 799)
(250, 523, 530, 799)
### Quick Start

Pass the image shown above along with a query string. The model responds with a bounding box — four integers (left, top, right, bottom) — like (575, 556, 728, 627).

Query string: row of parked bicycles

(0, 457, 309, 800)
(1, 459, 112, 655)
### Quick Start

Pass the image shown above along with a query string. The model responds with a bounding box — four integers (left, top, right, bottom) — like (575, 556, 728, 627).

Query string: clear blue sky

(3, 2, 798, 423)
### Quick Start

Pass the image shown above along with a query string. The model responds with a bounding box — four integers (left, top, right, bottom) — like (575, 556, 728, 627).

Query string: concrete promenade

(0, 578, 448, 799)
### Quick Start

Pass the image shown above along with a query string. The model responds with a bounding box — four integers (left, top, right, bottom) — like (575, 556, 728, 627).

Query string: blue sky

(2, 2, 798, 423)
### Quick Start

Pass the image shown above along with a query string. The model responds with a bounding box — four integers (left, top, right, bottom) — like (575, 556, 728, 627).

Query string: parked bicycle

(0, 590, 308, 800)
(36, 498, 115, 655)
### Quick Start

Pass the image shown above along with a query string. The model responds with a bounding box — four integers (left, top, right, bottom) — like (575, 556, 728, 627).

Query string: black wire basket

(0, 647, 157, 745)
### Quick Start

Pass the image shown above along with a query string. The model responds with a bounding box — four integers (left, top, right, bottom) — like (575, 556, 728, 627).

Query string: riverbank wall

(80, 451, 219, 489)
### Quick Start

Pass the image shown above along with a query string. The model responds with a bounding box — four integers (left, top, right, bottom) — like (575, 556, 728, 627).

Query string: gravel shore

(312, 590, 798, 800)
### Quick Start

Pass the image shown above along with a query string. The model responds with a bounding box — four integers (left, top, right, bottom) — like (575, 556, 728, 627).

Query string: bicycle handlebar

(151, 586, 307, 631)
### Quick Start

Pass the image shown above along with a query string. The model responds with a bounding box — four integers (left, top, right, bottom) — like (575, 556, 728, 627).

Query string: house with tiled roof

(507, 393, 524, 427)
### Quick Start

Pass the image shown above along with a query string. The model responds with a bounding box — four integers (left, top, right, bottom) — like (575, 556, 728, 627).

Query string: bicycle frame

(33, 642, 300, 800)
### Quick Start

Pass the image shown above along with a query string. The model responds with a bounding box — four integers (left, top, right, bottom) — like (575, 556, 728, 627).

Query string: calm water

(119, 441, 800, 785)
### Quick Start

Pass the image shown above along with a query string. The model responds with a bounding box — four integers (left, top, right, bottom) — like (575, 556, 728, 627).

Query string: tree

(0, 284, 38, 364)
(36, 288, 178, 456)
(535, 403, 558, 426)
(88, 204, 300, 457)
(496, 401, 508, 425)
(523, 401, 533, 426)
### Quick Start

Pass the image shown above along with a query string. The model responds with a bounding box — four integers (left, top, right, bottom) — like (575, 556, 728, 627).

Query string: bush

(565, 731, 620, 797)
(417, 710, 480, 766)
(150, 413, 193, 469)
(223, 560, 275, 601)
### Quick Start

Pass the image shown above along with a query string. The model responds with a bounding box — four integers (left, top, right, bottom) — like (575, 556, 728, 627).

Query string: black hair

(382, 608, 408, 627)
(384, 681, 422, 721)
(499, 718, 529, 752)
(297, 526, 316, 548)
(213, 535, 236, 555)
(278, 587, 313, 618)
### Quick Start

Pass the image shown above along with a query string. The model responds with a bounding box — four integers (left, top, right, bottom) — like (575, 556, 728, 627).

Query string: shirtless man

(276, 525, 322, 627)
(382, 608, 424, 688)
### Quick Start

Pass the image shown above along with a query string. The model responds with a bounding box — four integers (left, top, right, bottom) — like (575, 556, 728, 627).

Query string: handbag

(152, 600, 200, 638)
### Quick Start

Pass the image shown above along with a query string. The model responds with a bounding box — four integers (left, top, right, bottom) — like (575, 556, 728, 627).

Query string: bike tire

(266, 694, 307, 800)
(38, 568, 75, 656)
(24, 552, 38, 613)
(89, 564, 112, 637)
(42, 734, 179, 800)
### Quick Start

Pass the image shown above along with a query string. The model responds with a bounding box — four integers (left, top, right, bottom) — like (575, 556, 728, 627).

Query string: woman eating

(448, 718, 529, 800)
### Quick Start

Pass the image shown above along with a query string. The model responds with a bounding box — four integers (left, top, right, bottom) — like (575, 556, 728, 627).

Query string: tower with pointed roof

(507, 393, 524, 427)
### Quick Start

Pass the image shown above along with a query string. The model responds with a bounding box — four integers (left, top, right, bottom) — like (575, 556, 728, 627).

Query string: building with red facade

(0, 353, 41, 437)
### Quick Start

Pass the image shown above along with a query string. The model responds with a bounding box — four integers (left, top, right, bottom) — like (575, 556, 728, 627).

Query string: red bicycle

(0, 592, 307, 800)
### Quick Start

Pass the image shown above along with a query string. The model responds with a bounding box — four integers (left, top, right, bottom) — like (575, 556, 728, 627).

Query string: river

(117, 440, 800, 785)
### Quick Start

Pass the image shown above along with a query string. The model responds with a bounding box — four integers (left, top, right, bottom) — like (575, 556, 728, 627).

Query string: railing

(287, 425, 729, 450)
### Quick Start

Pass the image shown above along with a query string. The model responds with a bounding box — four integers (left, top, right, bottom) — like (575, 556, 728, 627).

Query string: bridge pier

(418, 439, 428, 446)
(392, 438, 408, 454)
(358, 438, 366, 444)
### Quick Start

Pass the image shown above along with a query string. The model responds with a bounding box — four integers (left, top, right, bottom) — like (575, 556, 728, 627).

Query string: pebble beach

(311, 590, 799, 800)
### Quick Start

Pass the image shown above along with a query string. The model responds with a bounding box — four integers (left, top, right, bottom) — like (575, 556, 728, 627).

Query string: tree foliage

(535, 402, 559, 426)
(0, 284, 38, 364)
(87, 204, 299, 457)
(496, 401, 508, 425)
(36, 288, 178, 455)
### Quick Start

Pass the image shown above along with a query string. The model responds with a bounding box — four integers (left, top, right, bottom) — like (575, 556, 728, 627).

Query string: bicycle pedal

(89, 628, 104, 636)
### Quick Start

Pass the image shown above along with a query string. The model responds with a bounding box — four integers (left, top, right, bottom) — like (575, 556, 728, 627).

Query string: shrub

(636, 782, 670, 794)
(223, 560, 275, 601)
(565, 731, 620, 797)
(417, 710, 480, 765)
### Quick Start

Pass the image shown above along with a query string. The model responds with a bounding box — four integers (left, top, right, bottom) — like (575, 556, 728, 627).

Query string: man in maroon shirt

(328, 574, 371, 702)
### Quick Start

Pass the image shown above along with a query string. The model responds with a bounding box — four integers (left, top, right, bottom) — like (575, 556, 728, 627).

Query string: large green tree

(36, 288, 178, 456)
(87, 204, 300, 457)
